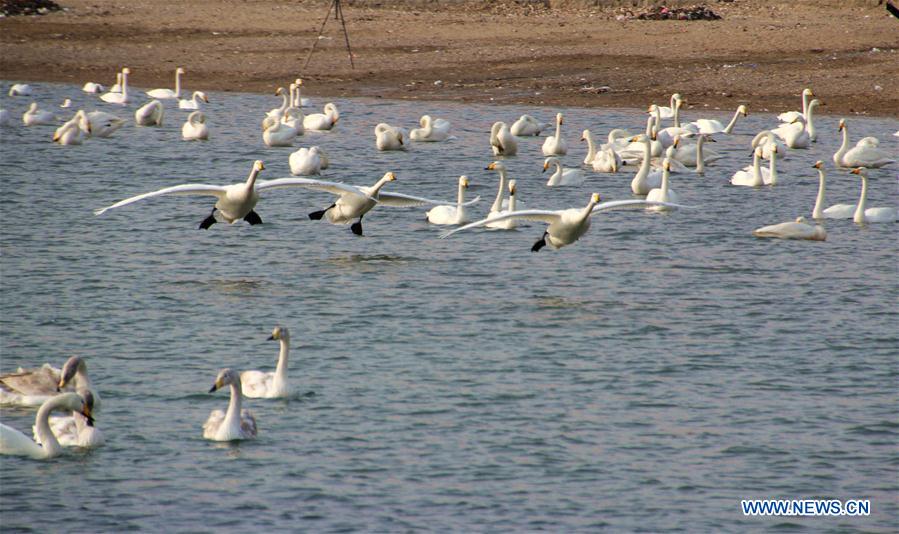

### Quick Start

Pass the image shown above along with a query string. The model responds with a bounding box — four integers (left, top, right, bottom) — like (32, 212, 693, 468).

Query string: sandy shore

(1, 0, 898, 116)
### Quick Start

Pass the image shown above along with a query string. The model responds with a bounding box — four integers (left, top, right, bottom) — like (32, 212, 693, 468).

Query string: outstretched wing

(257, 177, 371, 200)
(377, 192, 480, 208)
(591, 199, 689, 214)
(439, 209, 561, 239)
(94, 184, 226, 215)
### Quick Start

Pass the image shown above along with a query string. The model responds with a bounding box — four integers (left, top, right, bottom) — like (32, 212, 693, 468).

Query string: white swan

(60, 98, 72, 109)
(426, 176, 481, 225)
(240, 326, 293, 399)
(484, 161, 524, 228)
(810, 161, 853, 219)
(100, 68, 131, 104)
(544, 156, 585, 187)
(751, 131, 787, 160)
(52, 115, 89, 145)
(182, 111, 209, 141)
(651, 104, 697, 147)
(510, 114, 544, 136)
(777, 88, 814, 123)
(581, 129, 622, 172)
(82, 82, 105, 94)
(281, 107, 304, 135)
(542, 112, 568, 156)
(849, 168, 898, 224)
(689, 104, 748, 135)
(753, 217, 826, 241)
(178, 91, 208, 111)
(134, 100, 164, 126)
(265, 86, 291, 120)
(289, 146, 325, 176)
(146, 67, 185, 99)
(645, 158, 680, 210)
(833, 119, 896, 168)
(731, 148, 766, 187)
(262, 115, 297, 147)
(269, 172, 463, 235)
(292, 78, 311, 107)
(203, 369, 257, 441)
(629, 134, 662, 195)
(441, 193, 683, 251)
(75, 110, 125, 138)
(34, 390, 103, 448)
(108, 72, 123, 93)
(303, 103, 339, 130)
(410, 115, 451, 142)
(771, 118, 810, 149)
(490, 121, 518, 156)
(93, 160, 292, 229)
(670, 134, 721, 174)
(22, 103, 57, 126)
(375, 123, 407, 151)
(8, 83, 32, 96)
(1, 393, 94, 459)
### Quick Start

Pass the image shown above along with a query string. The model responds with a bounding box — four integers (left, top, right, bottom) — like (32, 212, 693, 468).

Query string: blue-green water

(1, 82, 896, 532)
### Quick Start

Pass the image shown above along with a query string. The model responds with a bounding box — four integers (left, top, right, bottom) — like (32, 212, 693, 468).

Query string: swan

(484, 161, 525, 228)
(629, 134, 662, 195)
(751, 131, 787, 160)
(240, 326, 293, 399)
(833, 120, 896, 168)
(178, 91, 208, 111)
(771, 118, 810, 149)
(810, 161, 854, 219)
(263, 115, 298, 147)
(849, 168, 898, 224)
(670, 134, 722, 173)
(108, 72, 123, 93)
(777, 88, 814, 123)
(22, 102, 57, 126)
(375, 123, 407, 151)
(82, 82, 105, 94)
(146, 67, 185, 99)
(303, 102, 339, 130)
(645, 158, 680, 210)
(731, 147, 766, 187)
(654, 93, 683, 120)
(93, 160, 292, 229)
(544, 156, 585, 186)
(52, 116, 89, 145)
(203, 369, 257, 441)
(582, 129, 599, 165)
(281, 107, 305, 135)
(688, 104, 748, 135)
(289, 146, 325, 176)
(100, 68, 131, 104)
(490, 121, 518, 156)
(181, 111, 209, 140)
(510, 114, 544, 136)
(440, 193, 683, 251)
(0, 355, 96, 407)
(285, 172, 467, 235)
(541, 112, 568, 156)
(651, 104, 697, 147)
(292, 78, 311, 107)
(134, 100, 164, 126)
(753, 217, 826, 241)
(582, 129, 622, 171)
(8, 83, 32, 96)
(33, 390, 103, 448)
(409, 115, 451, 142)
(60, 99, 72, 109)
(1, 393, 94, 459)
(426, 176, 481, 225)
(265, 86, 291, 120)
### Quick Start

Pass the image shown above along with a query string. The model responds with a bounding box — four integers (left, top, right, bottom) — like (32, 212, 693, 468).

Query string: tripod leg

(335, 0, 354, 69)
(303, 0, 336, 70)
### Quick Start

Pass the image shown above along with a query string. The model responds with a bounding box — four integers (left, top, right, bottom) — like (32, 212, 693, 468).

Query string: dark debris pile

(617, 5, 722, 21)
(1, 0, 62, 17)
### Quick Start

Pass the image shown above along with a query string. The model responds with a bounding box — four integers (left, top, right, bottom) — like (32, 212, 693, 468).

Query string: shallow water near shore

(0, 83, 897, 532)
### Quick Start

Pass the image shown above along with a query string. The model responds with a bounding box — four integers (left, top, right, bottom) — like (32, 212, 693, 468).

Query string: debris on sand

(1, 0, 62, 17)
(616, 5, 722, 21)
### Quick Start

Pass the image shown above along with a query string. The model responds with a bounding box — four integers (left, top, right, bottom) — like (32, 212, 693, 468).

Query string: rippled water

(1, 82, 896, 532)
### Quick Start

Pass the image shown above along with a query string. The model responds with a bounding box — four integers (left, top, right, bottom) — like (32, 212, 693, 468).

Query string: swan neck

(768, 151, 778, 185)
(752, 152, 763, 186)
(491, 169, 507, 211)
(639, 139, 651, 173)
(723, 108, 741, 134)
(371, 175, 393, 195)
(836, 125, 849, 162)
(275, 338, 289, 377)
(585, 132, 596, 161)
(35, 398, 63, 456)
(456, 182, 466, 206)
(224, 382, 243, 429)
(854, 174, 868, 223)
(554, 117, 562, 140)
(661, 167, 670, 194)
(174, 70, 182, 97)
(246, 168, 261, 188)
(812, 169, 826, 218)
(802, 91, 810, 117)
(644, 116, 654, 137)
(673, 102, 681, 127)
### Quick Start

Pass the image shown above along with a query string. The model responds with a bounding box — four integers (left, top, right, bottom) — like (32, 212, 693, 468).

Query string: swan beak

(813, 161, 823, 169)
(267, 334, 276, 340)
(850, 168, 863, 175)
(461, 177, 469, 188)
(81, 404, 94, 426)
(209, 379, 222, 393)
(542, 162, 549, 172)
(629, 136, 639, 142)
(592, 193, 601, 203)
(387, 172, 397, 181)
(486, 162, 496, 170)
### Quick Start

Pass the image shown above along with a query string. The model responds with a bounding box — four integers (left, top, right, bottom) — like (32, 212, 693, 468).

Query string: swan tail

(531, 232, 548, 252)
(308, 204, 334, 220)
(199, 208, 218, 230)
(243, 210, 263, 225)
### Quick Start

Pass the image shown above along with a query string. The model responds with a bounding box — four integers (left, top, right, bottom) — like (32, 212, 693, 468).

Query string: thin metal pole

(336, 0, 355, 69)
(303, 0, 336, 71)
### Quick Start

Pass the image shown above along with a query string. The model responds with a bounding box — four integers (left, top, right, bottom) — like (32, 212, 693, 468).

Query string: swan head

(253, 160, 265, 172)
(803, 88, 814, 97)
(737, 104, 748, 116)
(295, 78, 303, 86)
(849, 167, 867, 177)
(80, 391, 97, 426)
(580, 129, 590, 141)
(542, 156, 559, 172)
(673, 136, 681, 147)
(57, 356, 86, 391)
(55, 392, 94, 424)
(807, 99, 820, 110)
(268, 325, 290, 342)
(122, 67, 131, 75)
(459, 176, 469, 188)
(795, 216, 807, 223)
(556, 112, 563, 124)
(591, 193, 601, 204)
(384, 171, 397, 182)
(486, 161, 506, 172)
(838, 119, 846, 131)
(663, 158, 672, 171)
(629, 134, 646, 143)
(209, 368, 239, 393)
(176, 67, 185, 74)
(508, 179, 517, 195)
(813, 161, 824, 169)
(420, 115, 431, 127)
(196, 91, 209, 103)
(275, 87, 286, 96)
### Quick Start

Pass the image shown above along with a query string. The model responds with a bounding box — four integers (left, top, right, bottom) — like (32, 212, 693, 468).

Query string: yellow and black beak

(81, 404, 95, 426)
(209, 378, 223, 393)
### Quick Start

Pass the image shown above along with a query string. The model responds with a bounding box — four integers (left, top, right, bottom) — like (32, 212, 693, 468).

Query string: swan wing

(94, 184, 227, 215)
(240, 410, 258, 438)
(376, 192, 479, 208)
(590, 199, 687, 215)
(202, 409, 225, 439)
(239, 370, 273, 398)
(256, 177, 373, 200)
(0, 365, 60, 397)
(1, 422, 46, 458)
(439, 209, 562, 239)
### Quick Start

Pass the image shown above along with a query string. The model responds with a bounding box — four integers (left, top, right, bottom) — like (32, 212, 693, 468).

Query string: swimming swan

(289, 146, 325, 175)
(262, 116, 298, 147)
(203, 369, 257, 441)
(375, 123, 407, 151)
(544, 156, 585, 186)
(629, 134, 662, 195)
(689, 104, 748, 135)
(182, 111, 209, 140)
(409, 115, 451, 142)
(426, 176, 481, 225)
(542, 112, 568, 156)
(440, 193, 684, 251)
(178, 91, 208, 111)
(810, 161, 854, 219)
(240, 326, 293, 399)
(0, 355, 96, 408)
(777, 88, 814, 123)
(292, 78, 311, 107)
(82, 82, 105, 94)
(100, 68, 131, 104)
(490, 121, 518, 156)
(1, 393, 94, 459)
(510, 114, 544, 136)
(303, 103, 339, 130)
(751, 131, 787, 160)
(22, 103, 57, 126)
(645, 158, 680, 210)
(669, 134, 721, 173)
(753, 216, 826, 241)
(265, 86, 291, 120)
(849, 168, 898, 224)
(34, 390, 103, 448)
(8, 83, 33, 96)
(146, 67, 185, 99)
(52, 115, 89, 145)
(581, 129, 622, 172)
(135, 100, 164, 126)
(833, 119, 896, 168)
